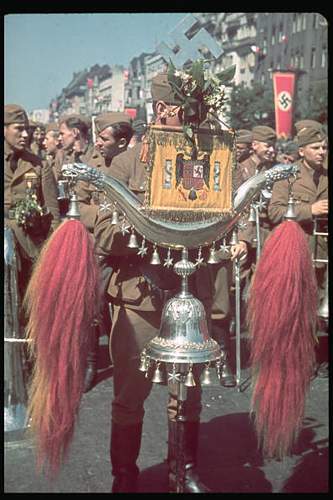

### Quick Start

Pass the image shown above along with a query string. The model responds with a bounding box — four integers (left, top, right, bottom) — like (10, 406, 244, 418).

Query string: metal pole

(234, 258, 241, 390)
(255, 203, 261, 260)
(175, 378, 187, 493)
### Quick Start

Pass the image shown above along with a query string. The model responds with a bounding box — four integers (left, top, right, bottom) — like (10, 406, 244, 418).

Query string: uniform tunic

(268, 158, 328, 291)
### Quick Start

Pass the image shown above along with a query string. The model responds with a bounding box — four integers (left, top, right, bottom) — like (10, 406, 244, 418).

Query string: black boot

(168, 420, 210, 493)
(110, 421, 142, 493)
(83, 325, 99, 393)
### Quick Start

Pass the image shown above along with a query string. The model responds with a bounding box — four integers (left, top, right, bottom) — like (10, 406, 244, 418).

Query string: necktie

(9, 155, 18, 173)
(74, 151, 81, 163)
(313, 169, 321, 187)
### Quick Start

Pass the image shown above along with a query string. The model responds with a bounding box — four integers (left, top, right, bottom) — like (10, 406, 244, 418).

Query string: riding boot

(110, 421, 142, 493)
(83, 324, 99, 393)
(168, 420, 210, 493)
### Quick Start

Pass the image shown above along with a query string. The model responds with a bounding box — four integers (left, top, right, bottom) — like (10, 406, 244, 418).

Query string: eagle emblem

(175, 153, 210, 201)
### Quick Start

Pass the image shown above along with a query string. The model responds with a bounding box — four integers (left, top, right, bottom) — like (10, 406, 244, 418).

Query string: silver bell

(127, 229, 139, 248)
(201, 366, 212, 385)
(229, 229, 239, 246)
(207, 245, 219, 264)
(151, 362, 164, 384)
(248, 204, 256, 223)
(150, 246, 161, 265)
(66, 192, 81, 220)
(110, 210, 119, 225)
(283, 193, 297, 220)
(184, 366, 196, 387)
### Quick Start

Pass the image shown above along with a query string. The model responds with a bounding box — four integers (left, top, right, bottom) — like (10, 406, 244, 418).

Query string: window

(271, 26, 276, 45)
(300, 54, 304, 69)
(292, 13, 296, 33)
(311, 47, 316, 68)
(296, 14, 302, 32)
(263, 37, 267, 55)
(261, 74, 265, 85)
(302, 13, 307, 30)
(278, 23, 284, 42)
(321, 47, 327, 67)
(313, 13, 317, 29)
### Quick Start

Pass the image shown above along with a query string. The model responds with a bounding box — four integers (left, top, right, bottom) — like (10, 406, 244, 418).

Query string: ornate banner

(273, 71, 296, 139)
(144, 125, 235, 221)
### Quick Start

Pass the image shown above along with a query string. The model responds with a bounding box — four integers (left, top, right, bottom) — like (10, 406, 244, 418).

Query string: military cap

(294, 119, 323, 133)
(283, 140, 299, 155)
(95, 112, 132, 134)
(296, 126, 327, 147)
(236, 129, 253, 144)
(151, 73, 183, 105)
(4, 104, 29, 125)
(60, 113, 91, 128)
(252, 125, 276, 143)
(46, 122, 59, 133)
(132, 119, 147, 135)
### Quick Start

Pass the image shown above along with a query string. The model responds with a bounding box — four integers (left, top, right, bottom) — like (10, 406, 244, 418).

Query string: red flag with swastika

(273, 71, 296, 139)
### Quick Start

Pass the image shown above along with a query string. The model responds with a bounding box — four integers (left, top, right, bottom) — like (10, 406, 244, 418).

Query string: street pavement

(4, 331, 329, 494)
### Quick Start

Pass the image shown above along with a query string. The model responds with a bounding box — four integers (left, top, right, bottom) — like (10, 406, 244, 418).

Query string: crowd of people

(4, 69, 328, 492)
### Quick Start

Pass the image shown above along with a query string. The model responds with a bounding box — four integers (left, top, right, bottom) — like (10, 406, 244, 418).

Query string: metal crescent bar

(62, 162, 299, 250)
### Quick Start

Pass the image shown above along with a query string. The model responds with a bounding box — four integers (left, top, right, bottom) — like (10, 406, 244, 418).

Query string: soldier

(236, 126, 277, 312)
(276, 140, 299, 164)
(268, 125, 328, 377)
(235, 128, 253, 163)
(30, 121, 46, 159)
(238, 125, 276, 182)
(43, 122, 62, 171)
(128, 119, 147, 148)
(4, 105, 60, 299)
(76, 112, 134, 392)
(4, 104, 60, 387)
(93, 72, 248, 493)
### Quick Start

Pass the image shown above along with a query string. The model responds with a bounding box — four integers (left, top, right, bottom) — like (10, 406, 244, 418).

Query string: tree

(294, 81, 327, 126)
(224, 82, 275, 129)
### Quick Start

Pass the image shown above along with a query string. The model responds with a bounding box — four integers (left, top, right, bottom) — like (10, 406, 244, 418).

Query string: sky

(4, 12, 187, 113)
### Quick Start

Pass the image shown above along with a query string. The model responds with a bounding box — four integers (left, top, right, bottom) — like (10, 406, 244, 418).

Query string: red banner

(124, 108, 137, 119)
(272, 72, 296, 139)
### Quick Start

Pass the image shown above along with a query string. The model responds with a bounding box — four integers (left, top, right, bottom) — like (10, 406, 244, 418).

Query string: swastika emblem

(277, 91, 292, 111)
(156, 14, 223, 68)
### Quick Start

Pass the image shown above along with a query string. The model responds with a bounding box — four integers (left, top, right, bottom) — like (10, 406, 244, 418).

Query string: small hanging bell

(152, 362, 164, 384)
(127, 228, 139, 248)
(201, 365, 212, 385)
(248, 204, 256, 223)
(207, 244, 219, 264)
(150, 245, 161, 265)
(283, 193, 297, 220)
(66, 192, 81, 220)
(110, 210, 119, 225)
(184, 365, 196, 387)
(229, 229, 239, 246)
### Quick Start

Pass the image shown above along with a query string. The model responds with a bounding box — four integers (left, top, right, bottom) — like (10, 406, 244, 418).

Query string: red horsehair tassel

(24, 220, 100, 477)
(247, 220, 318, 459)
